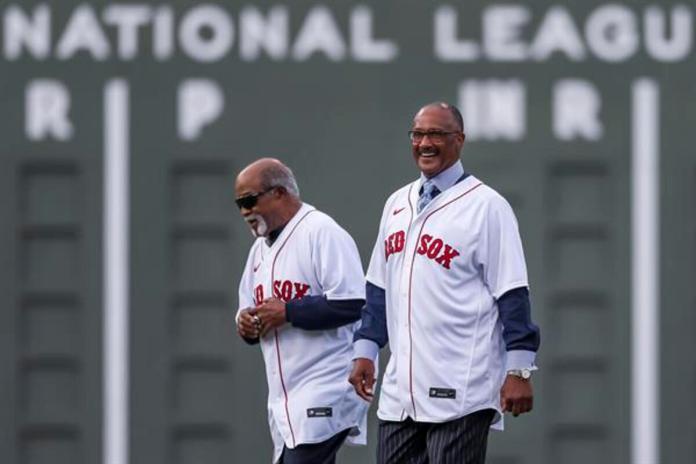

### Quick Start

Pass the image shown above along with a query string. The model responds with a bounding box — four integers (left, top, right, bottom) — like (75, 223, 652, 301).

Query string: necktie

(417, 180, 440, 213)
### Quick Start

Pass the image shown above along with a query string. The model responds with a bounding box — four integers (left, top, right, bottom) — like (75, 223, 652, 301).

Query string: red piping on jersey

(403, 184, 418, 417)
(405, 184, 415, 238)
(269, 209, 316, 448)
(273, 330, 294, 445)
(406, 182, 483, 421)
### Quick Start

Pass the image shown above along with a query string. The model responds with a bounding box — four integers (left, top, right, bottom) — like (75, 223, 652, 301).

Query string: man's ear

(454, 132, 465, 151)
(273, 186, 287, 198)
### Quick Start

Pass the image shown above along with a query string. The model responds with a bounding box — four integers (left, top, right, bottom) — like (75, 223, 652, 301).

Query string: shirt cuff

(505, 350, 538, 371)
(353, 339, 380, 362)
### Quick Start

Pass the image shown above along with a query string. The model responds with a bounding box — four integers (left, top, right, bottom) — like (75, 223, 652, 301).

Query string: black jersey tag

(307, 407, 333, 417)
(429, 387, 456, 399)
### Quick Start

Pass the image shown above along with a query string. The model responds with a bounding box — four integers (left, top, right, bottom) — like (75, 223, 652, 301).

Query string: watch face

(521, 369, 531, 379)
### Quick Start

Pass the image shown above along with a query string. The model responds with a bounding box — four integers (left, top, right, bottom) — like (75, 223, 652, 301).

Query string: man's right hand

(348, 358, 376, 401)
(237, 308, 261, 340)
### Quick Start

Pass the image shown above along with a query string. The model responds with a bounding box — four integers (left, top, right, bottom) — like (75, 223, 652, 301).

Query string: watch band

(507, 368, 532, 380)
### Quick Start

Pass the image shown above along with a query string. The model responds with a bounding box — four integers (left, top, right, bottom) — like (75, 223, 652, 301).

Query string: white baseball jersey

(366, 175, 528, 428)
(237, 203, 368, 463)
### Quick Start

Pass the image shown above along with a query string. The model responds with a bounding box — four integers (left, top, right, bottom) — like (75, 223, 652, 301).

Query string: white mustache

(245, 214, 260, 225)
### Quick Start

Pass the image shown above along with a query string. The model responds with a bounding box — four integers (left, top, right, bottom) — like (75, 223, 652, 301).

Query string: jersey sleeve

(235, 243, 257, 324)
(312, 219, 366, 300)
(476, 194, 529, 299)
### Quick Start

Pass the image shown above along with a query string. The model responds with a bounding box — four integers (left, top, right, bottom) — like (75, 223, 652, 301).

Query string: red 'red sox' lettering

(384, 230, 406, 261)
(416, 234, 460, 269)
(272, 280, 310, 302)
(254, 284, 264, 305)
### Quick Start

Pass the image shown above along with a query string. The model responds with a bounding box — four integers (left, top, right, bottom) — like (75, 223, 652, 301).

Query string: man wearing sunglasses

(349, 103, 540, 463)
(234, 158, 369, 463)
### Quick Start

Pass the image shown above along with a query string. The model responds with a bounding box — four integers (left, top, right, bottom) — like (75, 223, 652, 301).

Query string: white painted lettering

(292, 6, 346, 61)
(179, 5, 234, 62)
(26, 80, 74, 141)
(56, 4, 110, 60)
(4, 5, 50, 60)
(434, 6, 479, 61)
(554, 79, 603, 141)
(350, 6, 398, 61)
(644, 5, 692, 62)
(103, 5, 151, 60)
(586, 5, 638, 62)
(483, 5, 530, 61)
(178, 79, 224, 141)
(530, 6, 586, 61)
(152, 6, 174, 60)
(240, 6, 288, 61)
(458, 80, 526, 140)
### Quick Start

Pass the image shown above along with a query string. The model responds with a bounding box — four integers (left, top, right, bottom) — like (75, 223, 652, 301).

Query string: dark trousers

(377, 409, 495, 464)
(280, 428, 351, 464)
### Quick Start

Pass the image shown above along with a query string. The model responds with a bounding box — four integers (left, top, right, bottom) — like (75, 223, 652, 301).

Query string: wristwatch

(507, 368, 532, 380)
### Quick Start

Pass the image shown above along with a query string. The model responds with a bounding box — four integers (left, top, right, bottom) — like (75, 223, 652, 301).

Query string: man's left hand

(255, 298, 287, 337)
(500, 375, 533, 417)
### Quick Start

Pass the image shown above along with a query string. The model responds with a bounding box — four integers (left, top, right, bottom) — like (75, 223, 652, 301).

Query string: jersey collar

(418, 160, 465, 194)
(263, 202, 314, 249)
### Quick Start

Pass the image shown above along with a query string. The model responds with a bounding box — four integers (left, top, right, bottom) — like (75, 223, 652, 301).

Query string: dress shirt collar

(419, 160, 465, 193)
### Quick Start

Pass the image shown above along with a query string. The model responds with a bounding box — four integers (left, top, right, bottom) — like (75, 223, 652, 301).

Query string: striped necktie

(417, 180, 440, 213)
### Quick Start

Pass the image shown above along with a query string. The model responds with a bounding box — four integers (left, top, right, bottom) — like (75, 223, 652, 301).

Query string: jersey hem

(281, 424, 364, 448)
(377, 405, 502, 425)
(365, 275, 385, 290)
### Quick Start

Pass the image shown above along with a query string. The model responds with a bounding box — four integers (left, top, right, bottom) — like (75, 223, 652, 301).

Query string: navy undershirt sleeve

(351, 282, 537, 352)
(286, 295, 364, 330)
(498, 286, 540, 352)
(353, 281, 388, 348)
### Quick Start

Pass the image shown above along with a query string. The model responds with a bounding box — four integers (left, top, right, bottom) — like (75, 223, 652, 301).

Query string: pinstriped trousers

(377, 409, 495, 464)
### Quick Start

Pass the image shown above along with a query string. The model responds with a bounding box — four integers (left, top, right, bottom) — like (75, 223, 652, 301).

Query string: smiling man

(234, 158, 369, 463)
(349, 103, 541, 463)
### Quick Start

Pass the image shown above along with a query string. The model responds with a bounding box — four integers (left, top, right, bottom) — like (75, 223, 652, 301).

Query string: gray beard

(246, 214, 268, 238)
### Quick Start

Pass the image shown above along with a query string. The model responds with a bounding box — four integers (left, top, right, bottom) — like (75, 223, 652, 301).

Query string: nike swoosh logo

(253, 263, 261, 272)
(393, 207, 406, 215)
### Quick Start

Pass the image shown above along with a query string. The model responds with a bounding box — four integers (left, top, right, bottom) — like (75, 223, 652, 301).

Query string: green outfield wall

(1, 1, 694, 463)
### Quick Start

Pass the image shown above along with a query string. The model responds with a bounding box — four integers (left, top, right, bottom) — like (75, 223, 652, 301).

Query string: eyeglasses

(235, 188, 275, 210)
(408, 130, 460, 143)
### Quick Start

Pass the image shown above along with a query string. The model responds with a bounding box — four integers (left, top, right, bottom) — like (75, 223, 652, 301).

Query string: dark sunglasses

(235, 188, 275, 210)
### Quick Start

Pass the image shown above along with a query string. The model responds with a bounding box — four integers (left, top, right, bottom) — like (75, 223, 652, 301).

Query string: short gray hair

(260, 163, 300, 198)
